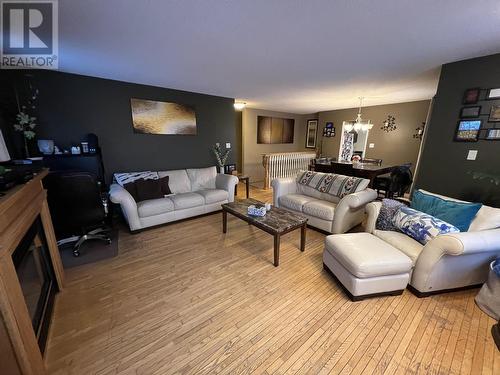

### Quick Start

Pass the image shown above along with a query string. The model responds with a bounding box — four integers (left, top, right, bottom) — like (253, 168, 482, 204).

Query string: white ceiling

(58, 0, 500, 113)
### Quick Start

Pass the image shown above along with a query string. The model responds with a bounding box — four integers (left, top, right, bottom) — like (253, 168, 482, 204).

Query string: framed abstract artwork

(486, 129, 500, 140)
(257, 116, 294, 144)
(488, 105, 500, 122)
(305, 119, 318, 148)
(463, 88, 480, 104)
(487, 88, 500, 100)
(454, 120, 481, 142)
(130, 98, 197, 135)
(459, 106, 481, 118)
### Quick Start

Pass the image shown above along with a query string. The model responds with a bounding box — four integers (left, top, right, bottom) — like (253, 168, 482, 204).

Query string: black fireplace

(12, 216, 58, 353)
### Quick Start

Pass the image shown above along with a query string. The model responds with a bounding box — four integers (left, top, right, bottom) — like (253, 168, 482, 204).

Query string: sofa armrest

(365, 201, 382, 234)
(412, 228, 500, 292)
(216, 174, 239, 202)
(271, 177, 297, 207)
(423, 228, 500, 257)
(109, 183, 141, 231)
(332, 188, 377, 234)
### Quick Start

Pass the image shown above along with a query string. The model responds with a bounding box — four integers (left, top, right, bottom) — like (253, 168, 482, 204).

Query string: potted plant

(13, 78, 39, 158)
(13, 107, 37, 158)
(212, 143, 231, 174)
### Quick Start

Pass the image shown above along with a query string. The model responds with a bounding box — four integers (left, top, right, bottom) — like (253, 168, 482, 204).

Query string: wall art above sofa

(130, 98, 197, 135)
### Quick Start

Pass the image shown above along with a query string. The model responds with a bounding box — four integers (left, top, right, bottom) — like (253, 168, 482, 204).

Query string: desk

(315, 162, 398, 187)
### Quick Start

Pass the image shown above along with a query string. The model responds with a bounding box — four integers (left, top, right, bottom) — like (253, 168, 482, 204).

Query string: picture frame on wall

(486, 88, 500, 100)
(463, 88, 481, 104)
(305, 119, 318, 148)
(454, 119, 482, 142)
(486, 129, 500, 140)
(459, 106, 481, 118)
(488, 105, 500, 122)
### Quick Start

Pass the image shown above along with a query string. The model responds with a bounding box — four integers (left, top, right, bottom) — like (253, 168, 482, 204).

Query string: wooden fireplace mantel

(0, 169, 64, 375)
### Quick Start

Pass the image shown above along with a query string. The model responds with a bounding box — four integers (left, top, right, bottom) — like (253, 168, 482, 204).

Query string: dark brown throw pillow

(159, 176, 172, 195)
(123, 181, 139, 201)
(135, 178, 163, 202)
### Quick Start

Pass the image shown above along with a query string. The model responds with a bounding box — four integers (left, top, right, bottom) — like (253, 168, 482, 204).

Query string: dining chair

(330, 162, 354, 176)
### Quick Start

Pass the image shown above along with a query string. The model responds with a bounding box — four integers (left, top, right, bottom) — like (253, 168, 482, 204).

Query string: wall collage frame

(456, 87, 500, 141)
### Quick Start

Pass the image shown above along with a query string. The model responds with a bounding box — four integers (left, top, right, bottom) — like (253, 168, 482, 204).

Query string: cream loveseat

(272, 170, 377, 234)
(364, 190, 500, 296)
(110, 166, 238, 232)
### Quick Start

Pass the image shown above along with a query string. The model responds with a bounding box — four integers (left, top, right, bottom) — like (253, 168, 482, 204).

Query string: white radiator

(262, 152, 316, 189)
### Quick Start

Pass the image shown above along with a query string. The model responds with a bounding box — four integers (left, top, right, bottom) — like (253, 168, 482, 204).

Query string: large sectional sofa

(110, 166, 238, 232)
(323, 189, 500, 300)
(272, 171, 377, 234)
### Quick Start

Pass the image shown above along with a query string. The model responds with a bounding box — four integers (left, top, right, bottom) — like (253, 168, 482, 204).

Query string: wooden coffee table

(222, 198, 307, 266)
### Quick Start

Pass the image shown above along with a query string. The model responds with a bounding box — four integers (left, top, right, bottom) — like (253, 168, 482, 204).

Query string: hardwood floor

(46, 184, 500, 374)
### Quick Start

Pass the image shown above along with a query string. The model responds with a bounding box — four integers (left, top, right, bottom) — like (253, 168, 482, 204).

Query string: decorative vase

(219, 166, 225, 174)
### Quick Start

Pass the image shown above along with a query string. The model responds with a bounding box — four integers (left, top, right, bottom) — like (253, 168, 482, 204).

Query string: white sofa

(365, 190, 500, 296)
(109, 166, 238, 232)
(272, 172, 377, 234)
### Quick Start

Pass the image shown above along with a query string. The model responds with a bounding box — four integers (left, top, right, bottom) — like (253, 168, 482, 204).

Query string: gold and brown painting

(130, 98, 197, 135)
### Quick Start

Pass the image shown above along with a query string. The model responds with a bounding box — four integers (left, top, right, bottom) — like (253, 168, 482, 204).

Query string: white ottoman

(323, 233, 413, 301)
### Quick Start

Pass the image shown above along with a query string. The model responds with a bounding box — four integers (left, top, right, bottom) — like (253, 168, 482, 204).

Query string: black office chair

(375, 165, 413, 198)
(45, 172, 111, 257)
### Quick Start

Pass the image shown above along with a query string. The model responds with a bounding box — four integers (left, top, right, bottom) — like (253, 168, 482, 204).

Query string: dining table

(314, 161, 400, 187)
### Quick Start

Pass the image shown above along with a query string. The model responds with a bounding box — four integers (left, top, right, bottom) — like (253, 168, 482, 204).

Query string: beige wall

(242, 108, 318, 182)
(318, 100, 430, 171)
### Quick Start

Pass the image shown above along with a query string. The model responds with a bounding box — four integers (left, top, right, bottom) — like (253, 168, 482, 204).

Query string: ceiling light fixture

(342, 97, 373, 132)
(234, 102, 246, 110)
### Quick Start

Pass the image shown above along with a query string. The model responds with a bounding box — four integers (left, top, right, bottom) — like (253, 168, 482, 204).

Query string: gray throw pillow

(375, 199, 405, 231)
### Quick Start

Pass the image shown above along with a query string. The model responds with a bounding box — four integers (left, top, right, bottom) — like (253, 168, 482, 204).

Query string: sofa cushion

(375, 199, 405, 231)
(416, 189, 500, 232)
(392, 206, 459, 245)
(197, 189, 228, 204)
(303, 200, 336, 221)
(324, 233, 412, 278)
(137, 197, 174, 218)
(169, 192, 205, 210)
(279, 194, 318, 212)
(158, 170, 191, 194)
(186, 166, 217, 191)
(411, 189, 482, 232)
(113, 171, 159, 186)
(373, 229, 423, 264)
(135, 178, 164, 202)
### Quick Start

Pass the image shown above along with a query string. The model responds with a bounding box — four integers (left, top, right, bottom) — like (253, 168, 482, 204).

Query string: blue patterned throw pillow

(392, 206, 460, 244)
(375, 199, 405, 231)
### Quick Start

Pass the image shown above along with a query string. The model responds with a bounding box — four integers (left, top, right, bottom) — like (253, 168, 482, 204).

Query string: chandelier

(381, 115, 397, 132)
(343, 97, 373, 132)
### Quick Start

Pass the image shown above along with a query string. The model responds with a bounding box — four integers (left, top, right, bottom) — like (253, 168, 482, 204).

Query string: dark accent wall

(415, 53, 500, 207)
(0, 70, 237, 183)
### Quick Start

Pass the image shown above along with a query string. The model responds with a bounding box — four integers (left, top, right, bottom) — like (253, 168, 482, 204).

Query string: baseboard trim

(322, 263, 404, 302)
(407, 283, 482, 298)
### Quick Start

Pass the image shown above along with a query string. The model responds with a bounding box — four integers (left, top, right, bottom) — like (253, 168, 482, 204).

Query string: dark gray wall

(0, 70, 237, 182)
(415, 53, 500, 207)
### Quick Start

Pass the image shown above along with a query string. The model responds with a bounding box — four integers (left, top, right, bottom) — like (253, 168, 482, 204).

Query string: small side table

(235, 175, 250, 198)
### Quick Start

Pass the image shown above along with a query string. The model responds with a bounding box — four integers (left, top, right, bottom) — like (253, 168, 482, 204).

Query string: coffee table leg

(222, 210, 227, 233)
(274, 234, 280, 267)
(246, 179, 250, 198)
(300, 223, 306, 252)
